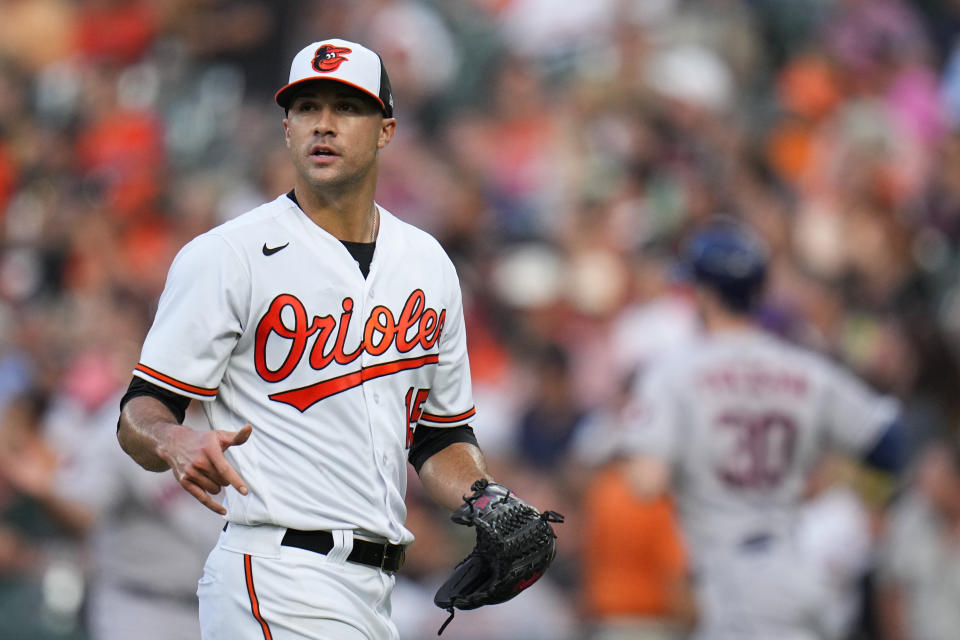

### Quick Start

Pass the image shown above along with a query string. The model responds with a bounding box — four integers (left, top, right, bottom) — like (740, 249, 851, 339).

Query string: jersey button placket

(357, 274, 387, 476)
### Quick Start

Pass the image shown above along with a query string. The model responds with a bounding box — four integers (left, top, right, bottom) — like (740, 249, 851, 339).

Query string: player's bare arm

(118, 396, 250, 515)
(417, 442, 493, 511)
(625, 456, 671, 499)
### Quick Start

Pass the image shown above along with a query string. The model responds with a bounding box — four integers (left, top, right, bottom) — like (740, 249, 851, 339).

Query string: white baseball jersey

(624, 326, 898, 558)
(133, 194, 476, 546)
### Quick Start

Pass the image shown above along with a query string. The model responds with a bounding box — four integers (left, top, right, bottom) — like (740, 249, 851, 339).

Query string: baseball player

(115, 39, 524, 640)
(622, 219, 906, 640)
(52, 394, 223, 640)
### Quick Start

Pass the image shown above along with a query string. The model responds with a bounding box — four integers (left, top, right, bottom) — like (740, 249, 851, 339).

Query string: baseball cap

(275, 39, 394, 117)
(677, 217, 768, 311)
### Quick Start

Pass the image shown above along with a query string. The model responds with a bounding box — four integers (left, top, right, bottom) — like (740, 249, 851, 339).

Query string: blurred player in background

(54, 398, 222, 640)
(0, 391, 87, 640)
(622, 218, 906, 640)
(0, 383, 222, 640)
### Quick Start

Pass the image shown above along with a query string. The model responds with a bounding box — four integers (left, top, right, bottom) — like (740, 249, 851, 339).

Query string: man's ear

(378, 118, 397, 149)
(283, 118, 291, 147)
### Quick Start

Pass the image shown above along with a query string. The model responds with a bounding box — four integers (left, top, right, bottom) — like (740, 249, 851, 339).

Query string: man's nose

(313, 107, 336, 135)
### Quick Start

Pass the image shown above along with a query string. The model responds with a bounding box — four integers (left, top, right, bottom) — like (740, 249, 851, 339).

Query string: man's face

(917, 444, 960, 515)
(282, 82, 395, 192)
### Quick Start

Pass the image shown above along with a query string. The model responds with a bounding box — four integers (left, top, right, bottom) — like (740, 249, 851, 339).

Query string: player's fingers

(182, 467, 222, 495)
(209, 451, 249, 496)
(226, 424, 253, 447)
(179, 477, 227, 515)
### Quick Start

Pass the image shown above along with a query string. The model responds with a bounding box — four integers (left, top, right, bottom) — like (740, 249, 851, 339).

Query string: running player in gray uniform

(623, 219, 906, 640)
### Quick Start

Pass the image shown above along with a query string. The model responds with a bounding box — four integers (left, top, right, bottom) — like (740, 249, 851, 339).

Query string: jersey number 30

(715, 410, 796, 489)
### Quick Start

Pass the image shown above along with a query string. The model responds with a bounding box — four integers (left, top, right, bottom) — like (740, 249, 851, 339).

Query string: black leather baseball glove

(434, 479, 564, 634)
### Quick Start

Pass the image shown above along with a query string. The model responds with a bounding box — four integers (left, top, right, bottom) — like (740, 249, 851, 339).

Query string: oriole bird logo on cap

(312, 45, 352, 72)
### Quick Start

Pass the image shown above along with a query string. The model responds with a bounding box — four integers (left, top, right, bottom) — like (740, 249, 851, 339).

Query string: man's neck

(703, 307, 755, 334)
(291, 182, 378, 243)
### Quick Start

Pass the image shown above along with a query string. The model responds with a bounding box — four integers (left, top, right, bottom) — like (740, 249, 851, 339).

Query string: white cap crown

(275, 39, 393, 116)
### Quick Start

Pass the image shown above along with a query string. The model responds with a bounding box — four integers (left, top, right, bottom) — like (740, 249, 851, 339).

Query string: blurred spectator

(0, 0, 76, 72)
(515, 342, 587, 471)
(0, 391, 86, 640)
(170, 0, 287, 95)
(875, 440, 960, 640)
(797, 455, 876, 640)
(74, 0, 158, 65)
(444, 54, 566, 238)
(51, 397, 222, 640)
(363, 0, 461, 117)
(580, 461, 694, 640)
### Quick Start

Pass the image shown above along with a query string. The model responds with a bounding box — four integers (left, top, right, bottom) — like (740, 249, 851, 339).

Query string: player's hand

(160, 424, 253, 515)
(625, 456, 670, 499)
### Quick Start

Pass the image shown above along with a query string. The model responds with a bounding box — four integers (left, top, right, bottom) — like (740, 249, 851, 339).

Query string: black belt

(281, 529, 406, 573)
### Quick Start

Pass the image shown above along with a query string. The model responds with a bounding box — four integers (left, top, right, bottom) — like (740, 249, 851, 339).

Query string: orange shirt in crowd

(582, 465, 689, 620)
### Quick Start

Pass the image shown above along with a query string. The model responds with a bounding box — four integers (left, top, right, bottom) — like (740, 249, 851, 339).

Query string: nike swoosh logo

(262, 242, 289, 256)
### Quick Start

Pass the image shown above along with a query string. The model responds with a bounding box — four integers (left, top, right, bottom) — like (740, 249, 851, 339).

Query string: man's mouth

(310, 144, 338, 158)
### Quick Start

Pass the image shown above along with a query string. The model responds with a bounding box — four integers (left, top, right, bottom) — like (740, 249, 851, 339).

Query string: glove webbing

(436, 508, 565, 636)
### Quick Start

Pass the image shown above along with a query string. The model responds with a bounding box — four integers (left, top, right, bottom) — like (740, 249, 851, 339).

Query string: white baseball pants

(198, 523, 399, 640)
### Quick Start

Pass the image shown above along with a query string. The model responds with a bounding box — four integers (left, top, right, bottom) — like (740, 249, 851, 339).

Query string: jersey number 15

(405, 387, 429, 449)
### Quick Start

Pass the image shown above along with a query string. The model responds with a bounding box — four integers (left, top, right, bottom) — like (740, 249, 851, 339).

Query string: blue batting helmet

(681, 219, 768, 311)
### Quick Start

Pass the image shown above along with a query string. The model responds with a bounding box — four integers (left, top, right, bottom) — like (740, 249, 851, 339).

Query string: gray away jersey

(624, 327, 898, 561)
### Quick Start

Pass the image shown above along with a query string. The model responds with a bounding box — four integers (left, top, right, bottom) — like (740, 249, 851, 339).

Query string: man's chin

(302, 169, 350, 191)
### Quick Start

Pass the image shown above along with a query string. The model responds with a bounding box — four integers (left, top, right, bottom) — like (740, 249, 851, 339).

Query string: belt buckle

(381, 543, 405, 573)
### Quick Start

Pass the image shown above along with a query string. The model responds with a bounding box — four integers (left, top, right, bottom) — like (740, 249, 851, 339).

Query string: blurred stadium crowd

(3, 0, 960, 638)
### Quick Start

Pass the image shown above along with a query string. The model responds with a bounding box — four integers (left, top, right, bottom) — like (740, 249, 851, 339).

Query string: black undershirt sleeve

(408, 424, 480, 473)
(119, 376, 192, 424)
